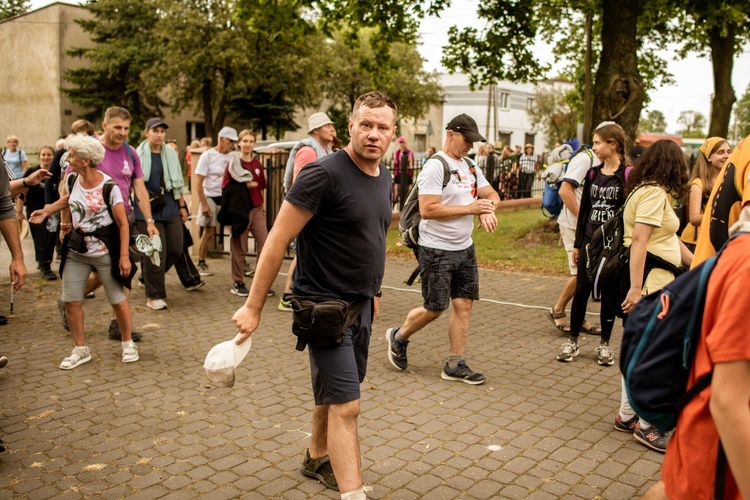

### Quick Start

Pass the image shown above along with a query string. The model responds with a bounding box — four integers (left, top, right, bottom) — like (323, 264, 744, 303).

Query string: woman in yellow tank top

(680, 137, 731, 252)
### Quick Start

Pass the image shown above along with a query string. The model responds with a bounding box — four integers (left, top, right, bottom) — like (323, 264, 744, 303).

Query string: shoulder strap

(122, 142, 135, 165)
(66, 172, 78, 193)
(430, 155, 454, 189)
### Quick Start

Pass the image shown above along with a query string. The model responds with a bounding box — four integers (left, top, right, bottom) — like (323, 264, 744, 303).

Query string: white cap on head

(218, 126, 239, 141)
(307, 112, 334, 134)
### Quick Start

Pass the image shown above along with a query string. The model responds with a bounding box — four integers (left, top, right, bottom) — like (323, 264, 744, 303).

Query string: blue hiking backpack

(540, 148, 594, 218)
(620, 232, 746, 433)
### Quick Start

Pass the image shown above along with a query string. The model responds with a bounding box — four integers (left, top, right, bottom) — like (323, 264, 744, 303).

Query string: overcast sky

(32, 0, 750, 137)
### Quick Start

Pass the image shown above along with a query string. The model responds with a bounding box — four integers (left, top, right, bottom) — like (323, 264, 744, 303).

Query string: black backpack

(584, 180, 682, 317)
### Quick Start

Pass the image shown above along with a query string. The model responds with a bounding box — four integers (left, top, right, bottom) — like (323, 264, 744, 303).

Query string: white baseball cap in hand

(203, 333, 252, 387)
(149, 234, 162, 266)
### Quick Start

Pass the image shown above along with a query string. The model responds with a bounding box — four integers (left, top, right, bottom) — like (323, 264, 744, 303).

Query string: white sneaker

(60, 346, 91, 370)
(146, 298, 167, 310)
(122, 342, 139, 363)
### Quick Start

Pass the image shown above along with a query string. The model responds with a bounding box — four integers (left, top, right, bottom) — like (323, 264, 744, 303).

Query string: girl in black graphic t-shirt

(557, 123, 631, 366)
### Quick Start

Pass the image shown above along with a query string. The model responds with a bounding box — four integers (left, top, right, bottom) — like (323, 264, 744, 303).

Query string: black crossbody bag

(290, 296, 367, 351)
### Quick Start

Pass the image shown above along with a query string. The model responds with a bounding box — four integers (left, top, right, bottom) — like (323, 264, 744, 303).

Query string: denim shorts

(308, 300, 372, 406)
(417, 245, 479, 311)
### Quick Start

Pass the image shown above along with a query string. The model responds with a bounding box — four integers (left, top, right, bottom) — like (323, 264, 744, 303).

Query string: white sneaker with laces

(147, 298, 168, 310)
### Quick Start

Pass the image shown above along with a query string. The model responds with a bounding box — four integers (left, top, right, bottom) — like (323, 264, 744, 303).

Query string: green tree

(320, 28, 442, 143)
(441, 0, 678, 139)
(639, 109, 668, 133)
(0, 0, 30, 20)
(151, 0, 323, 140)
(678, 0, 750, 137)
(63, 0, 166, 141)
(734, 83, 750, 139)
(676, 110, 707, 138)
(528, 85, 578, 149)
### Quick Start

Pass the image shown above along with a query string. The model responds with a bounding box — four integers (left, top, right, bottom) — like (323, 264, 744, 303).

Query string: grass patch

(387, 207, 570, 275)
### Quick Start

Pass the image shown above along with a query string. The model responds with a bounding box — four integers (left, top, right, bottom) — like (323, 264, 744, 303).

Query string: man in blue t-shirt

(232, 91, 396, 500)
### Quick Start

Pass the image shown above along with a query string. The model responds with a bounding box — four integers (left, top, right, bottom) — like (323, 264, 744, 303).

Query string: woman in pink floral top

(30, 135, 138, 369)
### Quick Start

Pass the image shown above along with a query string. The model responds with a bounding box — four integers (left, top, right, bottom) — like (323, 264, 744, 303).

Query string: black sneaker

(42, 267, 58, 281)
(614, 414, 639, 432)
(230, 282, 249, 297)
(441, 361, 485, 385)
(385, 327, 408, 370)
(107, 320, 142, 342)
(633, 424, 670, 453)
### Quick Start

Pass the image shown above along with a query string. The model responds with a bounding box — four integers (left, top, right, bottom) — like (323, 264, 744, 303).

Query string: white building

(438, 73, 573, 153)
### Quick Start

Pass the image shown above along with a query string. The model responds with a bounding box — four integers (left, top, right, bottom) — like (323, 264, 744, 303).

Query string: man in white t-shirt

(194, 126, 237, 275)
(547, 140, 599, 334)
(386, 114, 501, 384)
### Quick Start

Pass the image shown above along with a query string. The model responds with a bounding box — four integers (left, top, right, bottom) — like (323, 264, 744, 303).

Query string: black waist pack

(290, 296, 367, 351)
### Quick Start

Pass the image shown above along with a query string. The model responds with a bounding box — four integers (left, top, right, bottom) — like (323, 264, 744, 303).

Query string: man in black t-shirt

(232, 91, 396, 499)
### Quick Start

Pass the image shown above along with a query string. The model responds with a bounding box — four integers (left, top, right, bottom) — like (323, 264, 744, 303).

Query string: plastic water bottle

(46, 213, 59, 232)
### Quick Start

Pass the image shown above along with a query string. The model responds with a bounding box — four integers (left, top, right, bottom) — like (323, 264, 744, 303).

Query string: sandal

(301, 449, 338, 491)
(581, 324, 602, 335)
(60, 347, 91, 370)
(546, 308, 568, 331)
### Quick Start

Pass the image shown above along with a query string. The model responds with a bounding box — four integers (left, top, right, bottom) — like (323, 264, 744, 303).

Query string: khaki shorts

(559, 225, 577, 276)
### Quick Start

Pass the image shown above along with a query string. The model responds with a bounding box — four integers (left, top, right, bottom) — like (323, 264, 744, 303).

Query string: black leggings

(569, 235, 616, 342)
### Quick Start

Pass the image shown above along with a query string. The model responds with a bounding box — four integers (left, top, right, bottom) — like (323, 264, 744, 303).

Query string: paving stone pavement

(0, 235, 663, 499)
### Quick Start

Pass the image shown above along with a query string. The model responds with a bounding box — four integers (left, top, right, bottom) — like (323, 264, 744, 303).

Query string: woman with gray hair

(30, 134, 139, 369)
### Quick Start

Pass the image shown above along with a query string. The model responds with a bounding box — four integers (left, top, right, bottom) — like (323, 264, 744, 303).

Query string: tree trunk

(592, 0, 643, 140)
(202, 79, 215, 140)
(707, 24, 737, 138)
(583, 9, 593, 142)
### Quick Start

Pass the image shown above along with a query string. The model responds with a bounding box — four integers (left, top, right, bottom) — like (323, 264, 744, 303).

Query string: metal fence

(212, 150, 548, 255)
(382, 153, 548, 211)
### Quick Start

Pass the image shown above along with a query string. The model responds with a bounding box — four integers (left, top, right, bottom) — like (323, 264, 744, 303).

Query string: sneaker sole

(614, 423, 636, 433)
(633, 432, 667, 453)
(122, 353, 140, 363)
(185, 282, 205, 292)
(557, 348, 580, 362)
(597, 358, 614, 366)
(385, 328, 407, 371)
(198, 271, 213, 276)
(60, 354, 91, 370)
(277, 302, 292, 312)
(440, 372, 485, 385)
(146, 302, 167, 310)
(230, 289, 249, 297)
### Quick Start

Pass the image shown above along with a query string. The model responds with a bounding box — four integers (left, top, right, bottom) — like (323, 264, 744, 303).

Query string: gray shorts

(197, 197, 220, 228)
(308, 300, 372, 406)
(417, 245, 479, 311)
(62, 251, 127, 305)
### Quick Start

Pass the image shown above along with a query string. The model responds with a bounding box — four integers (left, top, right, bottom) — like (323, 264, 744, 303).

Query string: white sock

(639, 420, 653, 430)
(121, 341, 134, 349)
(341, 487, 366, 500)
(73, 345, 88, 356)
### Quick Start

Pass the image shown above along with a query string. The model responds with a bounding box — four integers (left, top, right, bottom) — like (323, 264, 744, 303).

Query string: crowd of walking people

(1, 91, 749, 499)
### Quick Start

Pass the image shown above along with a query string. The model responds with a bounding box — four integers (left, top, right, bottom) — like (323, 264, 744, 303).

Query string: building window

(186, 122, 206, 143)
(499, 91, 510, 109)
(524, 133, 536, 148)
(527, 98, 534, 111)
(413, 134, 427, 152)
(498, 133, 512, 148)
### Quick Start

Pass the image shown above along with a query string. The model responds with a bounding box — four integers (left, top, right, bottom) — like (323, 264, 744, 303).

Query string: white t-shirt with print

(417, 151, 489, 251)
(557, 150, 595, 230)
(195, 148, 231, 198)
(65, 173, 124, 257)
